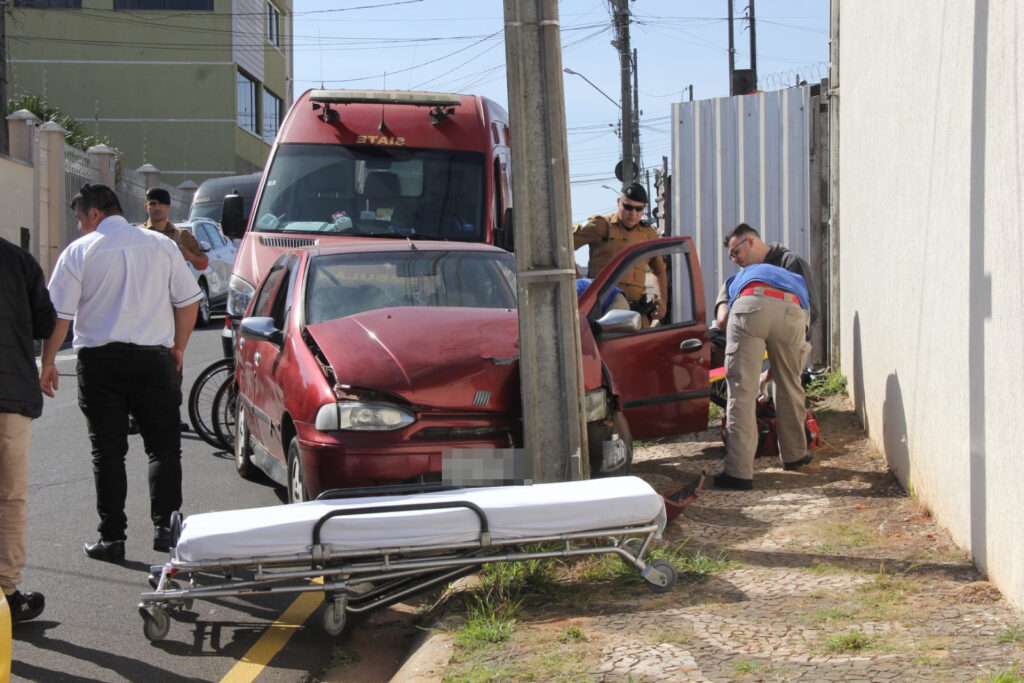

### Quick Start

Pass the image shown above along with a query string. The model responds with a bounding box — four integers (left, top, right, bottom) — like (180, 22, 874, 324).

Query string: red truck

(221, 89, 514, 322)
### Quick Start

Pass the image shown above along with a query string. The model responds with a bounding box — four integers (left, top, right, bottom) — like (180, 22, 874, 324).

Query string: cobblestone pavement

(418, 394, 1024, 682)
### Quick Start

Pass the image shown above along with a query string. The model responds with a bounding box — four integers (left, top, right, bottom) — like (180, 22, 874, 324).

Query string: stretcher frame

(137, 481, 677, 642)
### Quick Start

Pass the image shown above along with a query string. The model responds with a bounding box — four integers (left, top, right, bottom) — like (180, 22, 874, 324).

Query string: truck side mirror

(221, 194, 245, 238)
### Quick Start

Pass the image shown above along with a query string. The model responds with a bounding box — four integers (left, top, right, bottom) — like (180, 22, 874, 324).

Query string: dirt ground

(320, 394, 1024, 682)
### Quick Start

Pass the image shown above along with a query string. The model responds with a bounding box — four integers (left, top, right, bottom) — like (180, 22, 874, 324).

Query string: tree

(6, 92, 113, 151)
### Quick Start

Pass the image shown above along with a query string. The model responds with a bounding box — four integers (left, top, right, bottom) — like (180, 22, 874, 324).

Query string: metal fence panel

(116, 168, 190, 225)
(671, 86, 812, 323)
(64, 146, 97, 246)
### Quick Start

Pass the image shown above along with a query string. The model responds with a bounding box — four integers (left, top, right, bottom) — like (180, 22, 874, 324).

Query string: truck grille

(259, 236, 318, 248)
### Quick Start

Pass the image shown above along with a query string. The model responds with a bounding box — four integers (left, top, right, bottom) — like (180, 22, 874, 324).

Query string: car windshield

(252, 143, 487, 241)
(305, 250, 517, 324)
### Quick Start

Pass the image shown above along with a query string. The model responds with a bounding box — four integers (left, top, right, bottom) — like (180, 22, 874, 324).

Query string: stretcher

(137, 476, 676, 642)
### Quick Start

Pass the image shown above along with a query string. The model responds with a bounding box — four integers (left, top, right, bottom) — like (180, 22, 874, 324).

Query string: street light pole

(563, 68, 621, 110)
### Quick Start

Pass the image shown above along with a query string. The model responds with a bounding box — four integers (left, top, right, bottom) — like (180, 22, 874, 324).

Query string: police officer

(572, 182, 667, 324)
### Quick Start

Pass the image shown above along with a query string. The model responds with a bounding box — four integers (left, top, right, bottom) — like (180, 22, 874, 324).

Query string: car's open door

(578, 237, 710, 440)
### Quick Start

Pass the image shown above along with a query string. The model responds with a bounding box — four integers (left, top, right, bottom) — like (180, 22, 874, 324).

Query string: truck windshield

(252, 143, 487, 242)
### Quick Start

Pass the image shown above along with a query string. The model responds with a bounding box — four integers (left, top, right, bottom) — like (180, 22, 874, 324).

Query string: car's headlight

(584, 388, 608, 422)
(315, 402, 416, 431)
(227, 274, 255, 317)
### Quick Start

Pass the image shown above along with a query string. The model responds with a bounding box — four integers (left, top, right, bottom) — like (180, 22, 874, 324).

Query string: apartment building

(5, 0, 292, 186)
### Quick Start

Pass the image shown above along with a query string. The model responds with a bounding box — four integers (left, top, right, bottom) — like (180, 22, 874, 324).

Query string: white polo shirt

(48, 215, 203, 350)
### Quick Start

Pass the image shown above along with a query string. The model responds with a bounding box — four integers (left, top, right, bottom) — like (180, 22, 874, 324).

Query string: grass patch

(816, 520, 878, 551)
(648, 627, 696, 646)
(976, 664, 1022, 683)
(557, 625, 588, 643)
(996, 624, 1024, 644)
(806, 369, 848, 398)
(576, 541, 736, 587)
(731, 659, 782, 676)
(444, 629, 594, 682)
(709, 402, 724, 424)
(821, 629, 873, 653)
(453, 592, 521, 651)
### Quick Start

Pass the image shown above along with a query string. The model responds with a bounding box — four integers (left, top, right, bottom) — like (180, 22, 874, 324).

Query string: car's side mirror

(222, 194, 246, 238)
(592, 308, 641, 335)
(239, 316, 283, 345)
(198, 240, 212, 252)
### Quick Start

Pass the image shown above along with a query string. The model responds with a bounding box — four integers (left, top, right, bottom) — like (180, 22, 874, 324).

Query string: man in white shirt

(39, 184, 202, 563)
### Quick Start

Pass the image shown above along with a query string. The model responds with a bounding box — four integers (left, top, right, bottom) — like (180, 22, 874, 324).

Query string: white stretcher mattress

(175, 476, 666, 563)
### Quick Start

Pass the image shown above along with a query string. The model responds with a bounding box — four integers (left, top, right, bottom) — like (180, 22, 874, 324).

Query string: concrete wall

(838, 0, 1024, 610)
(0, 157, 35, 247)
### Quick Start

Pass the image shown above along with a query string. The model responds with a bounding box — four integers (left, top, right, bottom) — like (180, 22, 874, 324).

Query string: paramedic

(0, 237, 56, 623)
(714, 223, 815, 490)
(572, 183, 667, 325)
(39, 183, 202, 562)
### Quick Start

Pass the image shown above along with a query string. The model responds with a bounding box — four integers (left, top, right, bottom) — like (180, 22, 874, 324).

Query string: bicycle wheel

(211, 377, 237, 452)
(188, 358, 235, 449)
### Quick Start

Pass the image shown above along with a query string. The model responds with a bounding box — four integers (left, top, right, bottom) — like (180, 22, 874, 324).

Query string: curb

(389, 627, 454, 683)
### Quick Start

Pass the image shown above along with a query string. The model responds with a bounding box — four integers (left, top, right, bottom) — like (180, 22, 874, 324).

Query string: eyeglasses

(728, 238, 749, 258)
(621, 202, 645, 213)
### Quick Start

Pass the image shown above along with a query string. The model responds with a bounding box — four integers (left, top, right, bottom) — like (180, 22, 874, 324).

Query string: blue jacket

(726, 263, 810, 311)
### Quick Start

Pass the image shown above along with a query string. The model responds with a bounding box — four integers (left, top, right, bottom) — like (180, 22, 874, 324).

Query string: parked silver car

(177, 219, 238, 327)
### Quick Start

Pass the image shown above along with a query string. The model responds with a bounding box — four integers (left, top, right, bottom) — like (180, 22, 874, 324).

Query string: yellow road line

(219, 578, 324, 683)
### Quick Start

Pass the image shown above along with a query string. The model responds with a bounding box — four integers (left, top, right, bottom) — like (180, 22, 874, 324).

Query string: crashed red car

(234, 237, 710, 501)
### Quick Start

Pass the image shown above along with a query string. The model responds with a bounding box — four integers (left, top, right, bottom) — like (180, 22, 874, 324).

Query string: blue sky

(290, 0, 829, 225)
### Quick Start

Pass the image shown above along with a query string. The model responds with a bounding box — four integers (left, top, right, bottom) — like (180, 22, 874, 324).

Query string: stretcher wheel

(323, 598, 347, 636)
(140, 606, 170, 642)
(170, 510, 183, 548)
(643, 559, 678, 593)
(622, 538, 644, 558)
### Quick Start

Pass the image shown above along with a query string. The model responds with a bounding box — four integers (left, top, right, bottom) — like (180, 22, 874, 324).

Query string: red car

(234, 237, 710, 501)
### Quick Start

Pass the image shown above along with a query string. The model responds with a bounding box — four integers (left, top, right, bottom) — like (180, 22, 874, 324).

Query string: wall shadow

(882, 372, 910, 487)
(851, 311, 867, 430)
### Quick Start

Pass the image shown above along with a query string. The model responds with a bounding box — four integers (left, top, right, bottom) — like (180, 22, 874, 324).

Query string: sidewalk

(329, 393, 1024, 682)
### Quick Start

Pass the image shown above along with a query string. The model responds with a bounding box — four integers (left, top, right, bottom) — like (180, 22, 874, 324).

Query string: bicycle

(211, 375, 237, 452)
(187, 358, 235, 451)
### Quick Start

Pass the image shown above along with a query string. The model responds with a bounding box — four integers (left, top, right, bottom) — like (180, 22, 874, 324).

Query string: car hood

(305, 307, 521, 411)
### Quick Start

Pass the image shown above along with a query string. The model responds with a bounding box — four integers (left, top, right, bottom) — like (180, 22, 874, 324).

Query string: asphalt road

(10, 323, 339, 682)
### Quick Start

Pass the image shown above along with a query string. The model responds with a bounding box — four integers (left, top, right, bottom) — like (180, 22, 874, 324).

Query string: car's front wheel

(234, 402, 257, 480)
(287, 437, 309, 504)
(196, 280, 211, 328)
(587, 410, 633, 477)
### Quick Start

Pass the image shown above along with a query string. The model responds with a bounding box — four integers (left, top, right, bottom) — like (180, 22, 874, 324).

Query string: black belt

(87, 342, 169, 352)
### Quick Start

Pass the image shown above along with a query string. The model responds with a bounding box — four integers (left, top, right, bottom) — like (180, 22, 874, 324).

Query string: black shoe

(713, 472, 754, 490)
(179, 420, 189, 432)
(6, 590, 45, 623)
(83, 539, 125, 563)
(783, 453, 815, 471)
(128, 418, 139, 435)
(153, 526, 173, 553)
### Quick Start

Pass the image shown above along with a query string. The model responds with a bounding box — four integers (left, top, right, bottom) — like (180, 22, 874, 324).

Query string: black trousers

(77, 343, 182, 541)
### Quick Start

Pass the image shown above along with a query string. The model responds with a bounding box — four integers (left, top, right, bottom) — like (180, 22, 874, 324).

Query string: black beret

(146, 187, 171, 205)
(621, 182, 647, 204)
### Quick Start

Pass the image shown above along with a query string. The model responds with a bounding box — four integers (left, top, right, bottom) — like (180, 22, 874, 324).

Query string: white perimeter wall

(839, 0, 1024, 610)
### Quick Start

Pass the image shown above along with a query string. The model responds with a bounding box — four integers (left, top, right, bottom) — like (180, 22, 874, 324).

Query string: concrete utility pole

(502, 0, 587, 482)
(610, 0, 633, 183)
(748, 0, 757, 89)
(1, 0, 9, 156)
(727, 0, 736, 91)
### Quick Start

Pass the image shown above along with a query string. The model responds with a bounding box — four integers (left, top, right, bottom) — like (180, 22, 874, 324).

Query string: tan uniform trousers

(723, 294, 811, 480)
(0, 413, 32, 595)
